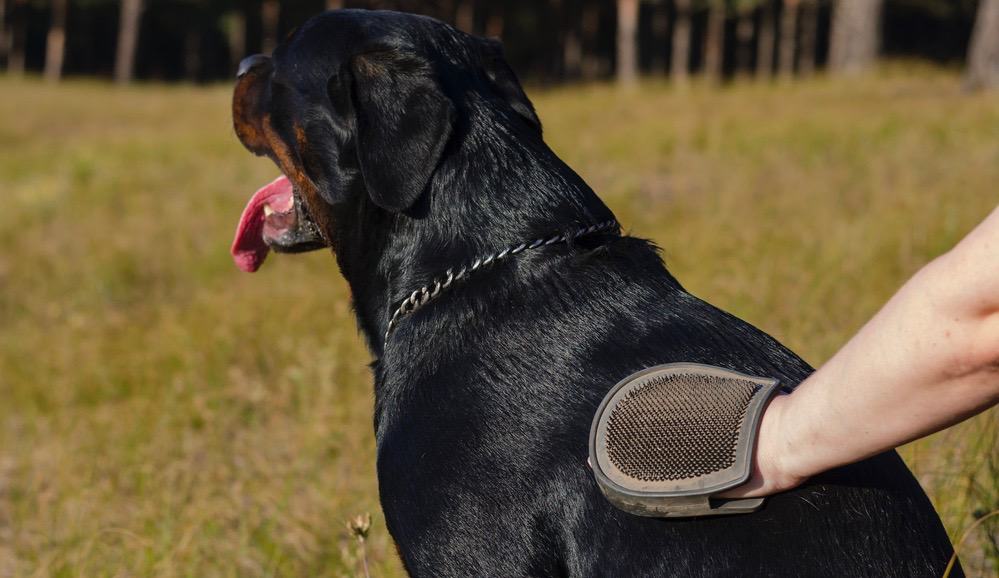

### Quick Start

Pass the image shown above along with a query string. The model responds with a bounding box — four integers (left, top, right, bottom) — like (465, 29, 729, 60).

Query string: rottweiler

(230, 9, 960, 577)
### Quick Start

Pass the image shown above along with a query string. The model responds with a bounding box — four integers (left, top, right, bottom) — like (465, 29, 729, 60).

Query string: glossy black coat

(236, 10, 960, 577)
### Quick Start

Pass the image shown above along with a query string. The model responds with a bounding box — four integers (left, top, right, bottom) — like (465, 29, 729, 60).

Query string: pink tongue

(231, 175, 294, 273)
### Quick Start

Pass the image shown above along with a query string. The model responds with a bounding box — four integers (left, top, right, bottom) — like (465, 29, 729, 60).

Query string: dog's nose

(238, 54, 271, 78)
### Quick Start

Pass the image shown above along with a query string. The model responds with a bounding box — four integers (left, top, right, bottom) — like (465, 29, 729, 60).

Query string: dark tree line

(1, 0, 996, 89)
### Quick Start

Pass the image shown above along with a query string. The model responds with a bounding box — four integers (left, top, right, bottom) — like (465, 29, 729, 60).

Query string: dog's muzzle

(589, 363, 783, 518)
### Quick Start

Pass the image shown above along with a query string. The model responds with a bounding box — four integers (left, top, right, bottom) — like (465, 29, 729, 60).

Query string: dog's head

(230, 9, 541, 273)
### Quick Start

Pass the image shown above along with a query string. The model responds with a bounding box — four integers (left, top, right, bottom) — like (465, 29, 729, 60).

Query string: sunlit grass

(1, 69, 996, 576)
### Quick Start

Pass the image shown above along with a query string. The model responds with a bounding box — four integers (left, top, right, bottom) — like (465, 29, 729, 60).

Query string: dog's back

(375, 238, 958, 577)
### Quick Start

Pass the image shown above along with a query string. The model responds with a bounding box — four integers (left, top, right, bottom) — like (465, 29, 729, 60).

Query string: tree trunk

(45, 0, 68, 82)
(564, 28, 583, 78)
(581, 0, 601, 79)
(485, 2, 503, 38)
(7, 0, 26, 76)
(735, 9, 754, 76)
(650, 1, 669, 74)
(704, 1, 725, 82)
(261, 0, 279, 55)
(757, 1, 775, 79)
(778, 0, 797, 78)
(184, 27, 200, 81)
(114, 0, 143, 84)
(437, 0, 454, 23)
(798, 0, 817, 77)
(224, 10, 246, 74)
(0, 0, 7, 69)
(326, 0, 343, 10)
(563, 2, 583, 80)
(455, 0, 474, 33)
(828, 0, 882, 76)
(965, 0, 999, 91)
(672, 0, 692, 85)
(616, 0, 639, 85)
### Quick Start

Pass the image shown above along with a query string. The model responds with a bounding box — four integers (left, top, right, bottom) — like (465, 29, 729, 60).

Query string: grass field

(1, 68, 997, 577)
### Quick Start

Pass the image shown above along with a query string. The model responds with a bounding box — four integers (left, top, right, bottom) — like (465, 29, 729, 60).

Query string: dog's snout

(238, 54, 271, 79)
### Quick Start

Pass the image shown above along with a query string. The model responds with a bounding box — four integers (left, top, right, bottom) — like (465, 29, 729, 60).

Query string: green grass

(1, 68, 996, 577)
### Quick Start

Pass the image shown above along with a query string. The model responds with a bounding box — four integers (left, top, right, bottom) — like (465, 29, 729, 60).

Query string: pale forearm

(780, 289, 998, 482)
(724, 207, 999, 498)
(778, 208, 999, 484)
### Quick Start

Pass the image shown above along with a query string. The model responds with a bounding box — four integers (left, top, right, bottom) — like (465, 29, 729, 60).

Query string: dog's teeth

(263, 204, 275, 217)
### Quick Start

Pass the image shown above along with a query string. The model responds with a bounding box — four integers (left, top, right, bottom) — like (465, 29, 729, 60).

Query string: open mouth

(230, 175, 326, 273)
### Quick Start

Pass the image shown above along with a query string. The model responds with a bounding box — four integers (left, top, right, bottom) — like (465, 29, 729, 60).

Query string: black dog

(231, 9, 959, 576)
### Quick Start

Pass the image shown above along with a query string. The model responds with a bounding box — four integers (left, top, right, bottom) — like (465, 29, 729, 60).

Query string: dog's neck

(330, 105, 616, 356)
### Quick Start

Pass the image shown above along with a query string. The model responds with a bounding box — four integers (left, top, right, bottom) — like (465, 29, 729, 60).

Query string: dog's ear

(346, 49, 455, 213)
(477, 38, 542, 134)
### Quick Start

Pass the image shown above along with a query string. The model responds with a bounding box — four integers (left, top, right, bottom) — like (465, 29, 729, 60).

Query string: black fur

(244, 9, 960, 577)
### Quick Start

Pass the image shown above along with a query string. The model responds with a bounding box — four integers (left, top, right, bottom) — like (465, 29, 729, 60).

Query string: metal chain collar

(383, 219, 619, 346)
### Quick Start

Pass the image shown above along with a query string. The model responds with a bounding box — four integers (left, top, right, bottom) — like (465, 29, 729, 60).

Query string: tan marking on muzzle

(258, 114, 336, 249)
(232, 68, 338, 252)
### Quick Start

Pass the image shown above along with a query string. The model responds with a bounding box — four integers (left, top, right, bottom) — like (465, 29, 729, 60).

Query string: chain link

(383, 220, 619, 346)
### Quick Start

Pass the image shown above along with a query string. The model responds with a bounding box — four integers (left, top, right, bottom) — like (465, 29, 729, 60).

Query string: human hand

(717, 393, 808, 499)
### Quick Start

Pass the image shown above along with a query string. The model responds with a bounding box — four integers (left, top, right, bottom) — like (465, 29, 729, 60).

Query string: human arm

(722, 206, 999, 498)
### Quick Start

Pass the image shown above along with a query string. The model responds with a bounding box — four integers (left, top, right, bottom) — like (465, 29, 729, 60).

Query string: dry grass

(0, 67, 996, 577)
